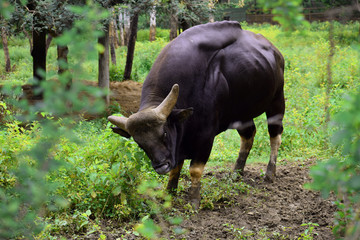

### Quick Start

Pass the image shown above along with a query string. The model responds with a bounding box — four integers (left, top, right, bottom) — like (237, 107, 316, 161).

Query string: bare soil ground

(176, 160, 336, 240)
(96, 81, 336, 240)
(94, 160, 335, 240)
(108, 80, 142, 116)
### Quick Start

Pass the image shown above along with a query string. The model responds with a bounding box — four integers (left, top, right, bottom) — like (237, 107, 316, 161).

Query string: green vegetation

(109, 37, 169, 82)
(0, 30, 170, 85)
(1, 21, 359, 238)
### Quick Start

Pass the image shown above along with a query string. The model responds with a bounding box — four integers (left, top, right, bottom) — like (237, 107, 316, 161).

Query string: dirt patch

(109, 81, 142, 116)
(81, 80, 143, 116)
(175, 160, 335, 239)
(91, 160, 335, 240)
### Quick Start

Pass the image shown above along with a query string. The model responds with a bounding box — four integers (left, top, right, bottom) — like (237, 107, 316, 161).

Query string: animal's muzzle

(154, 162, 171, 175)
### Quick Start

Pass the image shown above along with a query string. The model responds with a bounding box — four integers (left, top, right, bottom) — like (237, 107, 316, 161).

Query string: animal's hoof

(189, 185, 201, 210)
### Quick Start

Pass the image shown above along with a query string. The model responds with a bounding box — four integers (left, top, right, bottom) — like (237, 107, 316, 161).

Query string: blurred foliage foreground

(0, 5, 360, 240)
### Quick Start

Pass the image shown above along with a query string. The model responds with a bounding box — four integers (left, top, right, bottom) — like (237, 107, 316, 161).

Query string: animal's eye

(163, 132, 168, 141)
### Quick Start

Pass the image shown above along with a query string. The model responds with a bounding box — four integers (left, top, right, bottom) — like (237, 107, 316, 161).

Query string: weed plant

(137, 28, 170, 42)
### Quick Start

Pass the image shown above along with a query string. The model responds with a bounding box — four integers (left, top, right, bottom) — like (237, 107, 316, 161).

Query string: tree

(27, 1, 47, 99)
(96, 0, 126, 104)
(109, 19, 117, 65)
(160, 0, 212, 39)
(7, 0, 122, 101)
(122, 0, 155, 80)
(7, 0, 85, 98)
(98, 23, 110, 104)
(123, 12, 139, 80)
(0, 19, 11, 72)
(118, 6, 131, 46)
(169, 0, 178, 40)
(109, 8, 119, 65)
(149, 5, 156, 41)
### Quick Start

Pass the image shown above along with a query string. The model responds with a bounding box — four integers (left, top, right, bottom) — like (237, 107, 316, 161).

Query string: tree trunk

(123, 13, 139, 80)
(57, 45, 68, 74)
(46, 34, 53, 55)
(170, 4, 178, 40)
(1, 26, 11, 73)
(57, 44, 70, 89)
(112, 17, 120, 47)
(27, 1, 46, 100)
(32, 28, 47, 99)
(124, 9, 131, 45)
(118, 10, 125, 46)
(149, 6, 156, 41)
(109, 19, 117, 65)
(98, 23, 110, 105)
(180, 19, 190, 32)
(118, 8, 130, 46)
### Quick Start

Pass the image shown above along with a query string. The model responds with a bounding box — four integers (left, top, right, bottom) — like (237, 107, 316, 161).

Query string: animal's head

(108, 84, 193, 174)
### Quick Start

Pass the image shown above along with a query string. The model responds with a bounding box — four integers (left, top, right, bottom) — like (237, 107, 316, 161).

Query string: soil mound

(109, 80, 142, 116)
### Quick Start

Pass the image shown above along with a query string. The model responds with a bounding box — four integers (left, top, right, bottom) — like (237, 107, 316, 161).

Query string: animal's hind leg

(265, 91, 285, 182)
(265, 134, 282, 182)
(234, 121, 256, 174)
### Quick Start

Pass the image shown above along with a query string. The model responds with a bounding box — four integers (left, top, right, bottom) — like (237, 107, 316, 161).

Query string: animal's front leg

(189, 162, 205, 209)
(166, 161, 184, 195)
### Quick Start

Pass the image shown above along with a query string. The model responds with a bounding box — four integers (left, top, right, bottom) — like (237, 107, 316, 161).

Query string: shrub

(137, 28, 170, 42)
(49, 120, 166, 219)
(130, 38, 168, 82)
(109, 63, 124, 82)
(309, 89, 360, 238)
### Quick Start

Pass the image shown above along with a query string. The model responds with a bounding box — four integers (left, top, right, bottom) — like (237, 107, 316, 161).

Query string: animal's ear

(170, 108, 193, 123)
(111, 127, 131, 138)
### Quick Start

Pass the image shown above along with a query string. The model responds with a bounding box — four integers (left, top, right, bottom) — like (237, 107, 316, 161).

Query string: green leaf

(168, 216, 183, 225)
(112, 186, 122, 196)
(135, 218, 161, 239)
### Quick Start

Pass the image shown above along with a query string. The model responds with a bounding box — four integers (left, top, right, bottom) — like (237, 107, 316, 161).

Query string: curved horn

(108, 115, 128, 131)
(154, 84, 179, 119)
